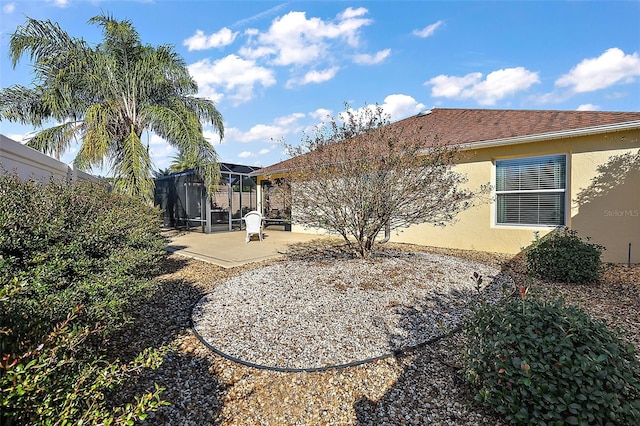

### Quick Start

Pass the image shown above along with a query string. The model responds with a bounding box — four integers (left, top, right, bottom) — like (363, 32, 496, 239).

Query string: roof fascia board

(250, 167, 291, 177)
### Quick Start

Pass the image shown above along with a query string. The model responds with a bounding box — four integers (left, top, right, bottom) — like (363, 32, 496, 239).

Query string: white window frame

(494, 153, 568, 227)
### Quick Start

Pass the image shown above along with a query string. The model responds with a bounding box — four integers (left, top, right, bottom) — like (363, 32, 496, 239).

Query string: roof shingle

(255, 108, 640, 175)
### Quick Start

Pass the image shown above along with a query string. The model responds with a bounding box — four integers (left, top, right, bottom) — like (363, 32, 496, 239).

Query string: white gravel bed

(192, 251, 510, 370)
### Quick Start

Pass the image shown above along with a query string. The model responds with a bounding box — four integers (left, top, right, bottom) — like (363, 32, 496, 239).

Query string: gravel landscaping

(192, 251, 510, 371)
(111, 241, 640, 425)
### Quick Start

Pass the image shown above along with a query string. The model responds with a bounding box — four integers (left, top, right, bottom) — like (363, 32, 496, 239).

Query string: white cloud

(150, 146, 176, 171)
(183, 28, 238, 51)
(303, 67, 339, 84)
(379, 94, 427, 121)
(287, 67, 339, 87)
(196, 86, 225, 104)
(242, 124, 287, 142)
(353, 49, 391, 65)
(2, 2, 15, 13)
(338, 7, 368, 20)
(605, 91, 628, 100)
(427, 67, 540, 105)
(147, 134, 177, 171)
(236, 7, 378, 89)
(413, 20, 443, 38)
(239, 8, 373, 66)
(188, 54, 276, 104)
(147, 133, 168, 148)
(340, 94, 426, 124)
(555, 48, 640, 93)
(46, 0, 68, 7)
(225, 124, 277, 144)
(231, 146, 273, 162)
(531, 91, 567, 105)
(223, 113, 306, 144)
(310, 108, 333, 120)
(203, 128, 224, 145)
(275, 113, 305, 127)
(576, 104, 600, 111)
(7, 133, 25, 142)
(428, 73, 482, 98)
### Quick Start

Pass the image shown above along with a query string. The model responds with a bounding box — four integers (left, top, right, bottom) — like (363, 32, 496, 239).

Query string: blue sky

(1, 0, 639, 175)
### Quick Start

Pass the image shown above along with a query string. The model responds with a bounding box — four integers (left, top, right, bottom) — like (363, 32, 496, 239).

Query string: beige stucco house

(254, 109, 640, 264)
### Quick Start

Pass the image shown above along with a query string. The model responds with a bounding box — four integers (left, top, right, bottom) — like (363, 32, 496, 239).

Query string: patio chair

(244, 210, 263, 243)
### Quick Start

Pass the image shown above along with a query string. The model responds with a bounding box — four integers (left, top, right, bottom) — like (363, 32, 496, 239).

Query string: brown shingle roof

(254, 108, 640, 176)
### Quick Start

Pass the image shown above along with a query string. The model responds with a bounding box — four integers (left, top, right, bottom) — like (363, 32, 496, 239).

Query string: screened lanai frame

(257, 177, 292, 230)
(154, 163, 261, 233)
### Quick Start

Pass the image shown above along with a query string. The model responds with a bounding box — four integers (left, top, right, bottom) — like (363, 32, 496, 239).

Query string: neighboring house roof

(253, 108, 640, 176)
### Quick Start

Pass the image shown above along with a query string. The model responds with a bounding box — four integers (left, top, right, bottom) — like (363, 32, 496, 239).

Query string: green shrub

(0, 174, 167, 349)
(0, 298, 167, 426)
(525, 228, 604, 284)
(0, 173, 169, 424)
(464, 291, 640, 425)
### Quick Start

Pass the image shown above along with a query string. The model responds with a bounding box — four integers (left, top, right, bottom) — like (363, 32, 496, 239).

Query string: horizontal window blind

(496, 154, 566, 226)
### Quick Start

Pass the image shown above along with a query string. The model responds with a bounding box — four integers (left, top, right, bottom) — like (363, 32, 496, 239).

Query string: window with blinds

(495, 154, 567, 226)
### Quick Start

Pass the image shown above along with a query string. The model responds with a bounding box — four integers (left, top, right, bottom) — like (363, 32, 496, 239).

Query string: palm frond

(8, 16, 82, 68)
(141, 103, 200, 150)
(74, 103, 113, 169)
(194, 141, 221, 195)
(0, 85, 49, 126)
(110, 129, 153, 201)
(182, 96, 225, 139)
(25, 123, 82, 160)
(89, 13, 141, 58)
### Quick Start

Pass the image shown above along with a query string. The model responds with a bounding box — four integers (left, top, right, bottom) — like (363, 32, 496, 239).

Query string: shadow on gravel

(137, 351, 225, 425)
(385, 288, 479, 351)
(353, 340, 505, 425)
(106, 255, 226, 425)
(283, 238, 357, 262)
(354, 261, 517, 425)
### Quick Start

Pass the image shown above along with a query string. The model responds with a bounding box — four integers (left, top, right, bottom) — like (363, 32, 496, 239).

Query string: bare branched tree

(284, 104, 486, 258)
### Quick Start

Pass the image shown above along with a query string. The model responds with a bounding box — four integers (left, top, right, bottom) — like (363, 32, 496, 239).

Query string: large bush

(0, 173, 168, 424)
(464, 290, 640, 425)
(0, 174, 167, 344)
(525, 228, 604, 284)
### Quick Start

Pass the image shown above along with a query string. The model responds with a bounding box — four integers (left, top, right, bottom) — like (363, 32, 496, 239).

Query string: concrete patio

(165, 228, 329, 268)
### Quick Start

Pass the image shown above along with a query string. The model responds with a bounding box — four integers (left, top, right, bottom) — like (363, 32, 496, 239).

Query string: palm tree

(153, 168, 172, 178)
(169, 149, 202, 173)
(0, 13, 223, 201)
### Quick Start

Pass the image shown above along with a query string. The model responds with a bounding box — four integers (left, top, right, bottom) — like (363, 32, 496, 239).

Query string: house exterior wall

(0, 134, 105, 184)
(291, 129, 640, 263)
